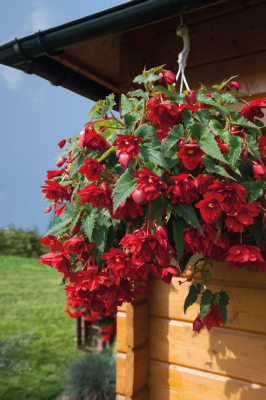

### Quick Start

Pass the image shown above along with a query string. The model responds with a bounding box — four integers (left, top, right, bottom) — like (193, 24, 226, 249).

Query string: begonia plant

(39, 65, 266, 333)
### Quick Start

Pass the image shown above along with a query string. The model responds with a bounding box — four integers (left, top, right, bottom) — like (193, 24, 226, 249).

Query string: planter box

(116, 260, 266, 399)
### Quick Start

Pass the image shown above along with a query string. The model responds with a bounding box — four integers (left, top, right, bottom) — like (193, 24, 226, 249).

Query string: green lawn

(0, 255, 84, 400)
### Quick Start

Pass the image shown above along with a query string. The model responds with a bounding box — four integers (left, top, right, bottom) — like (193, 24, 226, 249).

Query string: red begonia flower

(147, 97, 159, 110)
(180, 104, 200, 113)
(167, 174, 198, 205)
(202, 305, 223, 330)
(156, 126, 169, 142)
(46, 169, 65, 180)
(57, 139, 66, 149)
(226, 244, 264, 271)
(109, 196, 143, 220)
(78, 183, 111, 209)
(158, 70, 176, 85)
(41, 235, 64, 253)
(39, 253, 69, 274)
(101, 248, 136, 277)
(147, 102, 182, 127)
(196, 192, 228, 224)
(64, 237, 88, 255)
(196, 174, 214, 195)
(258, 136, 266, 157)
(215, 137, 230, 154)
(224, 202, 261, 233)
(208, 181, 247, 214)
(56, 157, 67, 168)
(79, 128, 108, 154)
(193, 315, 203, 333)
(78, 158, 103, 181)
(186, 90, 197, 105)
(44, 206, 52, 213)
(54, 204, 67, 216)
(132, 167, 167, 201)
(161, 266, 180, 284)
(253, 163, 266, 179)
(113, 135, 144, 158)
(227, 81, 241, 92)
(118, 152, 130, 169)
(184, 223, 226, 258)
(178, 144, 204, 170)
(40, 180, 71, 202)
(240, 98, 266, 122)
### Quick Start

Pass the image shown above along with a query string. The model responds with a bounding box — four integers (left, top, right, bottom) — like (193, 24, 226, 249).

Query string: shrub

(0, 227, 46, 258)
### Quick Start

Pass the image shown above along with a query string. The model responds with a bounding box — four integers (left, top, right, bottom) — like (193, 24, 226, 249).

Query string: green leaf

(216, 214, 224, 240)
(105, 151, 118, 170)
(197, 93, 230, 114)
(173, 216, 188, 262)
(200, 289, 213, 321)
(128, 89, 149, 101)
(154, 85, 175, 99)
(249, 215, 263, 247)
(204, 270, 212, 286)
(81, 207, 98, 241)
(241, 180, 264, 203)
(151, 196, 164, 222)
(69, 252, 76, 266)
(147, 65, 165, 74)
(246, 134, 263, 164)
(121, 94, 133, 115)
(92, 212, 111, 254)
(218, 291, 229, 326)
(213, 292, 220, 304)
(135, 123, 161, 150)
(202, 155, 233, 180)
(133, 73, 160, 85)
(101, 94, 116, 116)
(70, 154, 85, 178)
(194, 257, 204, 272)
(142, 162, 162, 176)
(198, 83, 207, 94)
(212, 92, 240, 106)
(209, 120, 230, 145)
(181, 108, 194, 127)
(171, 203, 203, 234)
(196, 109, 212, 126)
(46, 203, 76, 236)
(113, 168, 136, 212)
(71, 205, 82, 232)
(123, 111, 142, 130)
(212, 75, 238, 91)
(228, 135, 242, 168)
(184, 282, 201, 313)
(228, 111, 258, 129)
(161, 125, 184, 156)
(94, 119, 120, 139)
(139, 147, 169, 170)
(190, 124, 227, 163)
(165, 155, 180, 169)
(88, 110, 102, 122)
(87, 99, 105, 115)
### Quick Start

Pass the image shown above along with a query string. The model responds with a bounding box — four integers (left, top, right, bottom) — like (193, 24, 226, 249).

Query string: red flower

(76, 268, 114, 292)
(202, 305, 223, 330)
(101, 248, 136, 277)
(227, 81, 241, 92)
(147, 97, 159, 110)
(184, 223, 226, 258)
(78, 158, 103, 181)
(147, 102, 182, 127)
(178, 144, 204, 170)
(196, 174, 214, 195)
(226, 244, 264, 271)
(167, 174, 198, 205)
(258, 136, 266, 157)
(240, 98, 266, 122)
(64, 238, 88, 255)
(132, 167, 167, 201)
(193, 315, 203, 333)
(44, 206, 52, 213)
(113, 135, 144, 158)
(79, 128, 108, 154)
(39, 253, 69, 274)
(56, 157, 67, 168)
(196, 192, 228, 223)
(253, 163, 266, 179)
(215, 137, 229, 154)
(208, 181, 247, 214)
(109, 196, 143, 220)
(200, 94, 212, 109)
(41, 235, 64, 253)
(161, 266, 180, 284)
(186, 90, 197, 105)
(224, 202, 260, 233)
(54, 204, 67, 216)
(46, 169, 65, 180)
(40, 181, 71, 202)
(156, 126, 169, 142)
(117, 152, 130, 169)
(57, 139, 66, 148)
(78, 183, 111, 209)
(158, 70, 176, 85)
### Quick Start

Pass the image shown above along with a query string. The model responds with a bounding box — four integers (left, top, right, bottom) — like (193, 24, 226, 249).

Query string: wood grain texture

(125, 343, 149, 397)
(117, 352, 126, 395)
(126, 300, 149, 349)
(117, 311, 127, 353)
(149, 318, 266, 386)
(149, 360, 266, 400)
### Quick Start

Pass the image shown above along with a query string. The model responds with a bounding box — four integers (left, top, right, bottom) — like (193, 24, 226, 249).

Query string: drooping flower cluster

(40, 66, 266, 333)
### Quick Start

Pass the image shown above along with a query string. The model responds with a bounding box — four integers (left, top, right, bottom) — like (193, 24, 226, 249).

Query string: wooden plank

(118, 303, 127, 312)
(149, 275, 266, 334)
(149, 360, 266, 400)
(125, 343, 149, 397)
(126, 300, 149, 349)
(117, 352, 126, 395)
(149, 318, 266, 386)
(117, 311, 127, 353)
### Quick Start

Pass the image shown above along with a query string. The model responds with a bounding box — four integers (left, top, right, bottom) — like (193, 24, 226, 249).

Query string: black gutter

(0, 0, 220, 68)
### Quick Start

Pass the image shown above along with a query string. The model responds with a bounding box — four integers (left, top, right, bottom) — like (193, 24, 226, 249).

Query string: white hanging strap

(175, 21, 190, 93)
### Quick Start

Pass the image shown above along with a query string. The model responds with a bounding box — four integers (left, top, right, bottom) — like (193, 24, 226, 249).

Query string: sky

(0, 0, 129, 235)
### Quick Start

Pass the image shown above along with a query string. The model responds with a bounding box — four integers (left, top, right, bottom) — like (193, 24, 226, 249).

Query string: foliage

(0, 227, 47, 258)
(40, 66, 266, 333)
(61, 353, 116, 400)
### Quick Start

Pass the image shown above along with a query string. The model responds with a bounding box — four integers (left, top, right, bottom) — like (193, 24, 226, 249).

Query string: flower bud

(71, 223, 81, 235)
(57, 140, 66, 149)
(118, 153, 130, 169)
(177, 139, 184, 150)
(227, 81, 241, 92)
(230, 126, 240, 135)
(164, 70, 176, 85)
(56, 157, 67, 168)
(186, 90, 197, 105)
(242, 149, 248, 161)
(193, 315, 203, 333)
(132, 188, 144, 204)
(67, 138, 71, 143)
(155, 226, 168, 240)
(158, 73, 166, 85)
(253, 163, 266, 179)
(44, 206, 52, 213)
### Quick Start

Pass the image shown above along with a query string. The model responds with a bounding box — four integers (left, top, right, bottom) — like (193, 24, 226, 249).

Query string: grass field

(0, 255, 85, 400)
